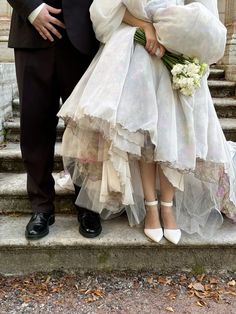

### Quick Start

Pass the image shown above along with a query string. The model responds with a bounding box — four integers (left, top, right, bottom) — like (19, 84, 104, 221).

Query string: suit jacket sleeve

(7, 0, 43, 21)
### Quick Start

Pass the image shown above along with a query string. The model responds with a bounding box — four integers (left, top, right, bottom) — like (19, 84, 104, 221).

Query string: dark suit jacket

(7, 0, 99, 55)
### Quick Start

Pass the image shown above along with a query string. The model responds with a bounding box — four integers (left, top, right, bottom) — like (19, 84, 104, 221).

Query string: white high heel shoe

(161, 201, 181, 245)
(144, 200, 163, 243)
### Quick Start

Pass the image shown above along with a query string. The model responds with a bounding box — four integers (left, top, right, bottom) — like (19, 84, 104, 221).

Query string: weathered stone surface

(218, 0, 236, 81)
(0, 41, 14, 62)
(0, 172, 74, 214)
(208, 80, 236, 97)
(0, 63, 17, 142)
(0, 142, 63, 172)
(0, 215, 235, 275)
(220, 118, 236, 141)
(0, 63, 15, 83)
(224, 65, 236, 82)
(3, 116, 236, 142)
(213, 97, 236, 118)
(209, 68, 225, 80)
(3, 118, 65, 142)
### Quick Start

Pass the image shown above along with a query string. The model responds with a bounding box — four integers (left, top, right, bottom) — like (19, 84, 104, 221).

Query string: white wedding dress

(58, 0, 236, 237)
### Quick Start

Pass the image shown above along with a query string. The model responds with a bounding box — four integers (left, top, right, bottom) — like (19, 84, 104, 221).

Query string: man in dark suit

(7, 0, 102, 240)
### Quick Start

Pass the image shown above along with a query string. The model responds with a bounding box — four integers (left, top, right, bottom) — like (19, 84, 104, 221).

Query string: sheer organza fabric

(91, 0, 226, 64)
(58, 0, 236, 237)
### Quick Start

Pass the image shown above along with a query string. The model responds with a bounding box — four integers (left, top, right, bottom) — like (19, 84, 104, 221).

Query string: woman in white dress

(58, 0, 236, 244)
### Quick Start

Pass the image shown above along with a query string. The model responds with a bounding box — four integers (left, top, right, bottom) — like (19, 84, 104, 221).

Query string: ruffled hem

(58, 111, 236, 235)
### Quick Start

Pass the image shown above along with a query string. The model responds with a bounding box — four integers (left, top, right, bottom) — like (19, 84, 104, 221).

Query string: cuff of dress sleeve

(28, 3, 45, 24)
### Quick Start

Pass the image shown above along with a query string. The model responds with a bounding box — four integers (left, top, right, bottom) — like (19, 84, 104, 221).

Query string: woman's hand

(143, 23, 165, 56)
(122, 9, 165, 57)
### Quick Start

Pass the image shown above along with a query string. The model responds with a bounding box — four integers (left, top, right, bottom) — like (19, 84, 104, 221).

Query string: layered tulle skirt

(58, 25, 236, 237)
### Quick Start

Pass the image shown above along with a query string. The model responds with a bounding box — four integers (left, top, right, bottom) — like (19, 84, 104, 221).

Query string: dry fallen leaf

(158, 276, 168, 285)
(228, 280, 236, 287)
(196, 300, 207, 307)
(188, 283, 193, 289)
(179, 274, 187, 282)
(209, 277, 218, 285)
(167, 291, 177, 300)
(197, 274, 205, 282)
(93, 289, 104, 297)
(21, 295, 31, 303)
(85, 297, 95, 303)
(204, 284, 212, 291)
(224, 291, 236, 296)
(188, 290, 195, 298)
(79, 288, 87, 293)
(147, 277, 153, 284)
(45, 276, 51, 284)
(166, 279, 172, 285)
(211, 291, 221, 302)
(53, 300, 64, 305)
(165, 306, 174, 312)
(51, 287, 61, 293)
(194, 291, 206, 299)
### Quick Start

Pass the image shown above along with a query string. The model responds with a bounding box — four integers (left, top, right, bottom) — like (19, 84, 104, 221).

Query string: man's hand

(33, 4, 66, 42)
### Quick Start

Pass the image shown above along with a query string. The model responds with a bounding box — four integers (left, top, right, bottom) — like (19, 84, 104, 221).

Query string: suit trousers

(15, 35, 93, 213)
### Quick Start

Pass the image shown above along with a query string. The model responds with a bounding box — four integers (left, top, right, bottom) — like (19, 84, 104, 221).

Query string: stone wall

(218, 0, 236, 81)
(0, 1, 13, 62)
(218, 0, 226, 24)
(0, 2, 15, 142)
(0, 63, 17, 142)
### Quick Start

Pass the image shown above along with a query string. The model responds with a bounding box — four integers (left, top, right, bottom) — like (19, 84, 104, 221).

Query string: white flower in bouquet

(171, 60, 206, 96)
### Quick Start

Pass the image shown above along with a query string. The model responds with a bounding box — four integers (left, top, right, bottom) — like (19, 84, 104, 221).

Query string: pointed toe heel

(161, 201, 181, 245)
(163, 229, 181, 245)
(144, 199, 163, 243)
(144, 228, 163, 243)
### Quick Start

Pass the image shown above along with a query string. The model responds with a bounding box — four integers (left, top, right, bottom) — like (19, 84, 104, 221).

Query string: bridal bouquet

(135, 28, 208, 96)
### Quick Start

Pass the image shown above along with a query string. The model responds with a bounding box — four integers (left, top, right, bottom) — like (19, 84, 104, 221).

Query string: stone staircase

(0, 68, 236, 275)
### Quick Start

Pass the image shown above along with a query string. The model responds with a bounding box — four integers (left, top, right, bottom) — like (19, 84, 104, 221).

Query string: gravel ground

(0, 270, 235, 314)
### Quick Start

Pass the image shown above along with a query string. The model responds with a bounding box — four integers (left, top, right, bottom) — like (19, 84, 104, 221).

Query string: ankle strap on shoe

(161, 201, 173, 207)
(144, 200, 158, 206)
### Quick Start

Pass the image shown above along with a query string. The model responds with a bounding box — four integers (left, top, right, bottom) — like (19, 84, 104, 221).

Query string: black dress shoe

(25, 213, 55, 240)
(77, 208, 102, 238)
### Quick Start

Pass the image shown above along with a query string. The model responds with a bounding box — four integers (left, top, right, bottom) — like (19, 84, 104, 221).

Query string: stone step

(0, 172, 74, 214)
(208, 80, 236, 97)
(12, 97, 236, 119)
(0, 40, 14, 63)
(208, 68, 225, 80)
(1, 118, 236, 172)
(3, 117, 236, 145)
(12, 98, 19, 117)
(0, 142, 63, 172)
(213, 97, 236, 118)
(0, 214, 235, 275)
(11, 78, 235, 117)
(3, 118, 65, 142)
(220, 118, 236, 141)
